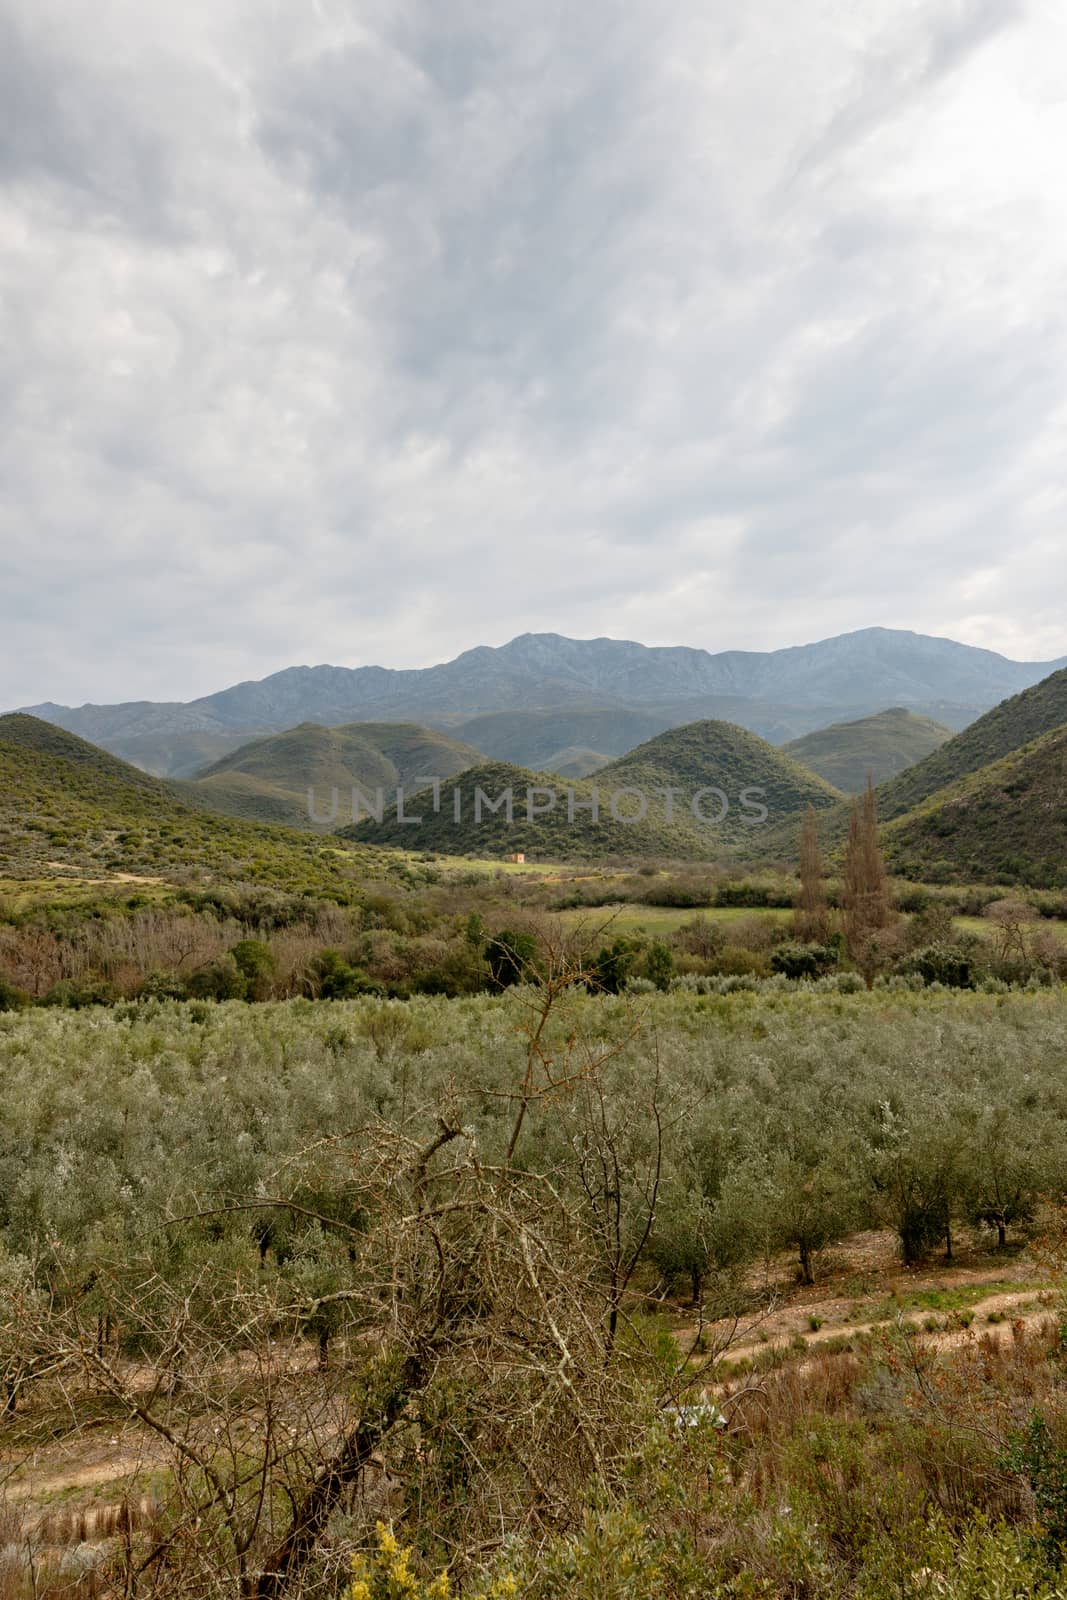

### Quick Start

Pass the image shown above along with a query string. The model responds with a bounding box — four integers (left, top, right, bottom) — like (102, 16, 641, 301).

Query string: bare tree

(844, 779, 894, 984)
(795, 806, 829, 943)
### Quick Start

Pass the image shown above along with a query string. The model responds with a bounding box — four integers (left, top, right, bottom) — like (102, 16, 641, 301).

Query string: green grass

(555, 902, 794, 937)
(845, 1280, 1035, 1323)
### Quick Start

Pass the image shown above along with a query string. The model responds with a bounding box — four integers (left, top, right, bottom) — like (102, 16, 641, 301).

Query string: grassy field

(553, 902, 1067, 945)
(555, 901, 794, 937)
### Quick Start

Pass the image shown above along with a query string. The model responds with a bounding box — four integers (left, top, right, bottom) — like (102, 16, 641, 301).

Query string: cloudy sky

(3, 0, 1067, 708)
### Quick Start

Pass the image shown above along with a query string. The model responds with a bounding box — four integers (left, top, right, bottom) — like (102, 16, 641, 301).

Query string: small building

(506, 851, 525, 864)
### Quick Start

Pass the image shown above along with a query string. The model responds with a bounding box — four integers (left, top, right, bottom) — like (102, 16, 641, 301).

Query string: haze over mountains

(18, 628, 1067, 779)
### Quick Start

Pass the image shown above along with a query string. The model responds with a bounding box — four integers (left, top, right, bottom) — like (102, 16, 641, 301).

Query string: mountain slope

(750, 664, 1067, 872)
(341, 760, 710, 859)
(19, 629, 1066, 768)
(185, 721, 485, 828)
(782, 708, 953, 793)
(541, 747, 610, 779)
(0, 714, 393, 895)
(599, 721, 842, 821)
(883, 724, 1067, 886)
(341, 721, 842, 860)
(876, 665, 1067, 821)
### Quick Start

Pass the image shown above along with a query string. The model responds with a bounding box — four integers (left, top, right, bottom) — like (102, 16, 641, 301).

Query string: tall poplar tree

(796, 806, 829, 943)
(844, 777, 892, 980)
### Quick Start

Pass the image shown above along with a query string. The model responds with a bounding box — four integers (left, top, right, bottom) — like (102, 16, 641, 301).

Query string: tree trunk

(245, 1352, 424, 1599)
(799, 1242, 814, 1286)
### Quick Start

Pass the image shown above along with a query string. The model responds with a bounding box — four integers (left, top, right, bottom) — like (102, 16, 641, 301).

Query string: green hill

(599, 721, 842, 822)
(883, 723, 1067, 886)
(342, 720, 841, 860)
(782, 708, 953, 793)
(876, 666, 1067, 821)
(541, 747, 610, 779)
(0, 714, 395, 896)
(186, 721, 485, 828)
(753, 666, 1067, 870)
(341, 760, 708, 859)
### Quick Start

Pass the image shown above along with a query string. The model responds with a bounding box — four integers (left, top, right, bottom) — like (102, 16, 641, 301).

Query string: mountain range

(18, 628, 1067, 778)
(6, 643, 1067, 881)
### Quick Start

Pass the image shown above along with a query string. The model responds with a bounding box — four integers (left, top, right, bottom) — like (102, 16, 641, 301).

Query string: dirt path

(711, 1286, 1050, 1370)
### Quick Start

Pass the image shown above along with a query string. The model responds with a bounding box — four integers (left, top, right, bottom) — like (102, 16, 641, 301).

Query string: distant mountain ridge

(17, 628, 1067, 777)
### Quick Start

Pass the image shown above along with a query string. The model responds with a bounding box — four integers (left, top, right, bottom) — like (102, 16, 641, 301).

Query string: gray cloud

(2, 0, 1067, 709)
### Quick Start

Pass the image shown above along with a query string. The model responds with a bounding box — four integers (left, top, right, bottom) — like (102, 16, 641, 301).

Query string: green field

(556, 901, 794, 937)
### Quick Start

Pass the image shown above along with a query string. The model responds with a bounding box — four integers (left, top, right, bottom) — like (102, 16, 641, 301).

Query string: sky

(3, 0, 1067, 709)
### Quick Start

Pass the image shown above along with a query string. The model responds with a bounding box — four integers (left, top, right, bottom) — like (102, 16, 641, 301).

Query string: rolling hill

(876, 665, 1067, 821)
(598, 721, 842, 820)
(340, 761, 710, 859)
(185, 722, 485, 828)
(0, 714, 396, 896)
(540, 747, 610, 779)
(19, 628, 1067, 775)
(883, 723, 1067, 886)
(341, 720, 842, 860)
(782, 708, 953, 793)
(750, 664, 1067, 875)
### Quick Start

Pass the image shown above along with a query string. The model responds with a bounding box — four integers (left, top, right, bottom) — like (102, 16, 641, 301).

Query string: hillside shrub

(903, 943, 979, 990)
(310, 949, 375, 999)
(771, 941, 838, 980)
(485, 929, 539, 987)
(230, 937, 275, 999)
(187, 956, 248, 1001)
